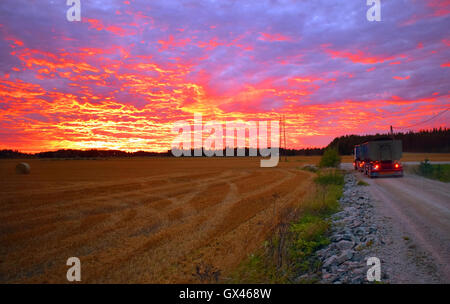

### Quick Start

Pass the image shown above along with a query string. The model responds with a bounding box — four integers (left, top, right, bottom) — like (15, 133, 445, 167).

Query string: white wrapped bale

(15, 162, 31, 174)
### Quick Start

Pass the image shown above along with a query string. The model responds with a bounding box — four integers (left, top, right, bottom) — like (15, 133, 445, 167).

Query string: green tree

(319, 148, 341, 168)
(418, 159, 433, 177)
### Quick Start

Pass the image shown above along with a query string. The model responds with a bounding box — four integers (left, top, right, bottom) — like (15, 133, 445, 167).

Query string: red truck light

(373, 164, 379, 170)
(395, 163, 400, 169)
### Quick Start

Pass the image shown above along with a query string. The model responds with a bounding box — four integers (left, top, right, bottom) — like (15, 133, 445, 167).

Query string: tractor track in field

(0, 161, 314, 283)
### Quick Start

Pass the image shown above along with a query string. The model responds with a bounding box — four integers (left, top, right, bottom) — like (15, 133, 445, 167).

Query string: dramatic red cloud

(324, 49, 398, 65)
(258, 32, 293, 42)
(393, 76, 410, 80)
(401, 0, 450, 25)
(0, 1, 448, 153)
(427, 0, 450, 16)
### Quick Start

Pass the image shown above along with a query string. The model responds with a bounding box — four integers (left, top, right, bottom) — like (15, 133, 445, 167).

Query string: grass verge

(410, 159, 450, 182)
(230, 169, 344, 283)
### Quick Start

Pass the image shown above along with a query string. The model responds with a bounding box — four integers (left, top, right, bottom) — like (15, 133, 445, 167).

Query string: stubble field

(0, 156, 316, 283)
(1, 153, 448, 283)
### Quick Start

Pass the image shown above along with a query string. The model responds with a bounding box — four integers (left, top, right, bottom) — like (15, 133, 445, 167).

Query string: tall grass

(231, 170, 344, 283)
(314, 170, 344, 186)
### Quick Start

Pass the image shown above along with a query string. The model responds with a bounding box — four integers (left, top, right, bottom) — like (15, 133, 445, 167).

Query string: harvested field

(2, 153, 449, 283)
(0, 157, 315, 283)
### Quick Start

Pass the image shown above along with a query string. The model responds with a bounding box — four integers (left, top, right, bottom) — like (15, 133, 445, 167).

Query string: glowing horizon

(0, 0, 449, 153)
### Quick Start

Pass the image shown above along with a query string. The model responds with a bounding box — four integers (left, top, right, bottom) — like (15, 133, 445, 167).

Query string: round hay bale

(15, 162, 31, 174)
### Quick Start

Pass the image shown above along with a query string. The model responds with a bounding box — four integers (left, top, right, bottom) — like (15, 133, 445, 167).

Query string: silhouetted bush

(319, 148, 341, 168)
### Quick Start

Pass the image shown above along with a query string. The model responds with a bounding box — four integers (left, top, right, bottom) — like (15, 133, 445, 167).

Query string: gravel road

(341, 162, 450, 283)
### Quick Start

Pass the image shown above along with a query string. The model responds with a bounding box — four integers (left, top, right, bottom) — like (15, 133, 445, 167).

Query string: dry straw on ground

(0, 153, 448, 283)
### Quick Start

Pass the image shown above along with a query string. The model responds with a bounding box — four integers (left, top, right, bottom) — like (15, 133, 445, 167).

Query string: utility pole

(283, 115, 287, 162)
(390, 125, 394, 140)
(279, 115, 282, 160)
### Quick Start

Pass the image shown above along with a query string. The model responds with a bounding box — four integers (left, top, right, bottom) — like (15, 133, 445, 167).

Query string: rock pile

(316, 174, 387, 284)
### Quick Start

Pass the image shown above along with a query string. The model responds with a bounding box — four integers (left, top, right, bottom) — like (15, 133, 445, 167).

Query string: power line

(393, 107, 450, 130)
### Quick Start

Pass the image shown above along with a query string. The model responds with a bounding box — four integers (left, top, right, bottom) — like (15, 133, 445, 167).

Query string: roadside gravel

(311, 171, 446, 284)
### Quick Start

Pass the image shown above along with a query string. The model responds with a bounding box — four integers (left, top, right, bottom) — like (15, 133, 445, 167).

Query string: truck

(353, 144, 364, 171)
(353, 139, 403, 178)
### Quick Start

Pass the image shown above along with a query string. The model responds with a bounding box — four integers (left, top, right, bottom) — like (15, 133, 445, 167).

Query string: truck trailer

(353, 139, 403, 177)
(353, 144, 364, 172)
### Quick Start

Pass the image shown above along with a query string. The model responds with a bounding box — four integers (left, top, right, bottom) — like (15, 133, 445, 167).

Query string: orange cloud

(324, 48, 398, 64)
(393, 75, 410, 80)
(427, 0, 450, 16)
(84, 18, 137, 36)
(158, 35, 192, 51)
(1, 3, 448, 153)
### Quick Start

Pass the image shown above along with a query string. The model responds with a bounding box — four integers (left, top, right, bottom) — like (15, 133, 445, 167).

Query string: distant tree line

(327, 127, 450, 155)
(171, 147, 324, 157)
(0, 150, 31, 159)
(0, 147, 323, 159)
(1, 128, 448, 159)
(0, 149, 171, 159)
(35, 149, 171, 158)
(280, 147, 324, 156)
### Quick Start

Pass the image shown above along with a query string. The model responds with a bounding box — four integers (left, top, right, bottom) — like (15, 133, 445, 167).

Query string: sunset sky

(0, 0, 449, 152)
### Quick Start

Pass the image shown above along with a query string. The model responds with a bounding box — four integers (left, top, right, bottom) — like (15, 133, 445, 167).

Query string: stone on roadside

(322, 255, 338, 269)
(336, 240, 355, 251)
(336, 250, 354, 265)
